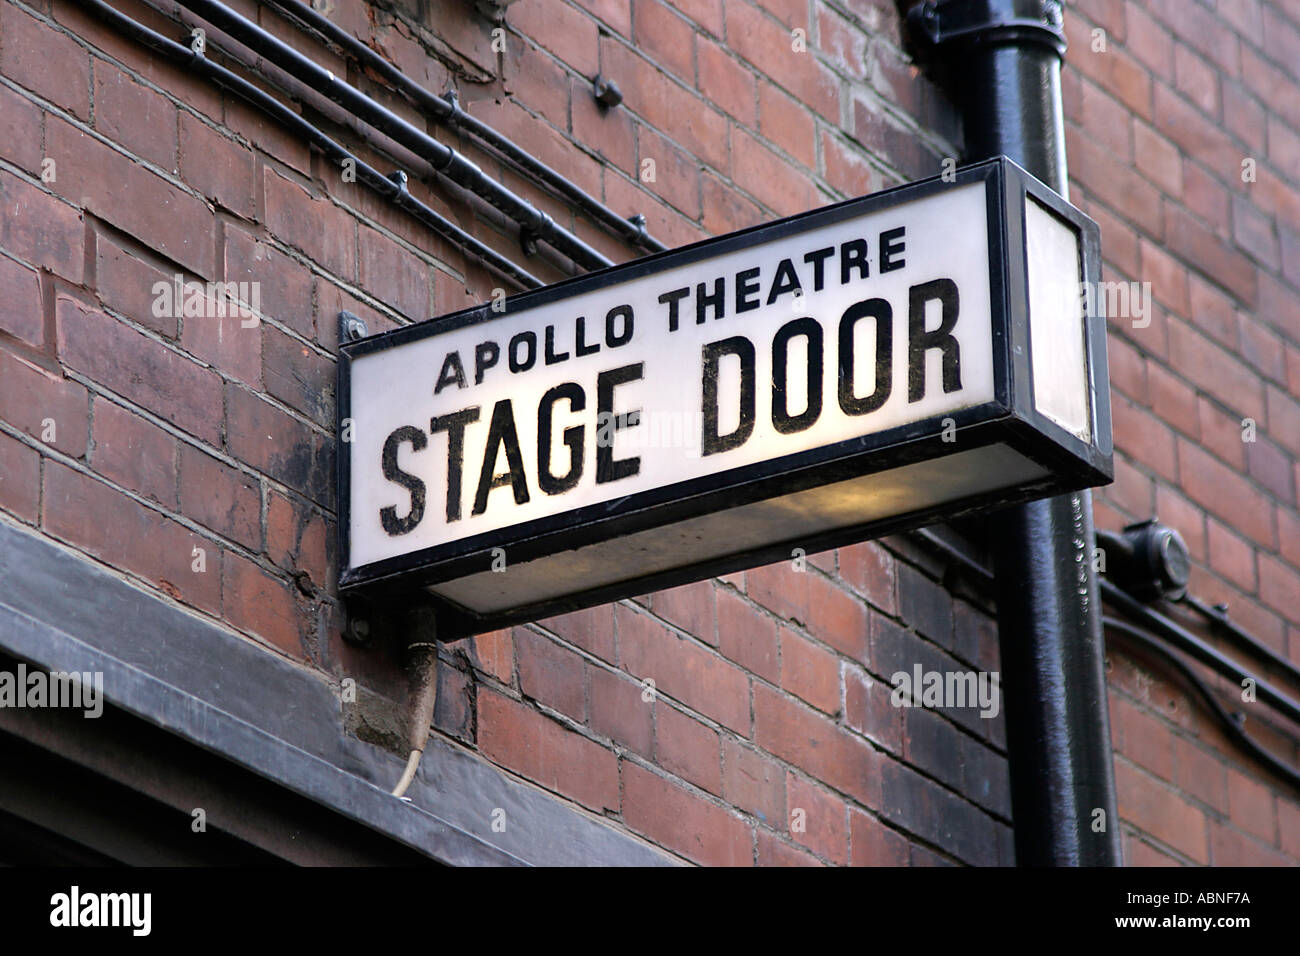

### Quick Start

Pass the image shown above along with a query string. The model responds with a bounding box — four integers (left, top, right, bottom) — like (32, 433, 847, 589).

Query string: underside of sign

(337, 157, 1112, 639)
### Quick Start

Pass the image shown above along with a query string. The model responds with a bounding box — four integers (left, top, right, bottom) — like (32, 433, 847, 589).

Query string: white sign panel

(338, 158, 1110, 636)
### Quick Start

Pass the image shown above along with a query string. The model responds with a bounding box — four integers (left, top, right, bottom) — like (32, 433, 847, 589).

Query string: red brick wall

(1064, 0, 1300, 866)
(0, 0, 1295, 865)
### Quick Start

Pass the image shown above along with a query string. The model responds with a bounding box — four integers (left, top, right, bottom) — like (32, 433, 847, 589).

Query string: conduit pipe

(260, 0, 668, 256)
(173, 0, 615, 272)
(76, 0, 542, 291)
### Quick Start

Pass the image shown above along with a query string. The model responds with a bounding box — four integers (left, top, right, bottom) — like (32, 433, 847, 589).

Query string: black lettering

(596, 363, 643, 483)
(474, 341, 499, 385)
(508, 331, 537, 372)
(430, 407, 480, 522)
(803, 246, 834, 292)
(434, 351, 467, 395)
(701, 336, 756, 456)
(605, 304, 634, 347)
(838, 298, 893, 415)
(735, 268, 761, 313)
(908, 278, 962, 402)
(472, 400, 530, 515)
(840, 238, 869, 284)
(771, 317, 823, 434)
(658, 287, 690, 332)
(766, 258, 803, 305)
(544, 325, 570, 365)
(697, 277, 726, 324)
(379, 425, 427, 535)
(538, 382, 585, 495)
(880, 227, 906, 272)
(575, 315, 600, 356)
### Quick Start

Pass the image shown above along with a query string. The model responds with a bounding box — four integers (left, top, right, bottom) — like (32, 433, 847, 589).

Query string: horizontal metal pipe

(1104, 617, 1300, 792)
(173, 0, 613, 272)
(75, 0, 541, 293)
(261, 0, 667, 256)
(1102, 580, 1300, 727)
(1179, 592, 1300, 687)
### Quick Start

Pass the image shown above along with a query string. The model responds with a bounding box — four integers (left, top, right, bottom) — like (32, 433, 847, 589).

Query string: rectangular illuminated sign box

(338, 157, 1112, 639)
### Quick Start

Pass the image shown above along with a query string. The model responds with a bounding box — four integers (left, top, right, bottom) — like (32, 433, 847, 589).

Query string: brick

(0, 429, 39, 523)
(821, 131, 877, 199)
(1221, 81, 1265, 150)
(1115, 760, 1209, 863)
(589, 665, 653, 757)
(878, 756, 997, 865)
(221, 551, 303, 658)
(1064, 126, 1162, 238)
(746, 559, 810, 624)
(621, 761, 751, 865)
(1267, 384, 1300, 458)
(1173, 736, 1228, 811)
(1180, 161, 1229, 239)
(780, 628, 839, 713)
(0, 84, 41, 175)
(753, 682, 878, 805)
(357, 227, 430, 323)
(787, 773, 848, 864)
(511, 0, 599, 77)
(0, 169, 83, 284)
(849, 807, 908, 866)
(1124, 1, 1173, 78)
(223, 96, 311, 175)
(265, 488, 328, 588)
(0, 6, 89, 118)
(263, 167, 355, 281)
(817, 7, 868, 82)
(1133, 124, 1183, 201)
(805, 573, 869, 662)
(500, 38, 569, 131)
(178, 114, 255, 219)
(223, 227, 313, 340)
(756, 830, 822, 865)
(723, 2, 838, 122)
(1065, 16, 1151, 118)
(262, 326, 332, 427)
(1210, 823, 1291, 866)
(1167, 319, 1263, 424)
(0, 254, 43, 349)
(471, 629, 514, 685)
(618, 602, 750, 733)
(1173, 43, 1219, 117)
(1207, 519, 1257, 590)
(650, 579, 717, 645)
(715, 587, 780, 682)
(1080, 79, 1132, 160)
(1147, 0, 1240, 74)
(896, 564, 953, 648)
(571, 76, 636, 176)
(636, 125, 702, 219)
(960, 735, 1011, 818)
(1245, 438, 1293, 504)
(632, 0, 694, 81)
(759, 81, 815, 168)
(838, 541, 897, 614)
(91, 397, 176, 508)
(541, 603, 615, 663)
(1259, 555, 1300, 625)
(42, 459, 220, 615)
(903, 706, 964, 790)
(721, 736, 785, 825)
(94, 234, 177, 338)
(181, 300, 263, 388)
(178, 444, 261, 550)
(702, 171, 763, 235)
(515, 628, 586, 721)
(57, 294, 223, 445)
(1227, 768, 1277, 843)
(696, 36, 757, 126)
(92, 61, 177, 170)
(224, 385, 331, 507)
(0, 348, 87, 457)
(479, 690, 618, 811)
(844, 664, 902, 752)
(1112, 398, 1177, 480)
(1231, 195, 1279, 270)
(48, 119, 214, 278)
(657, 705, 721, 794)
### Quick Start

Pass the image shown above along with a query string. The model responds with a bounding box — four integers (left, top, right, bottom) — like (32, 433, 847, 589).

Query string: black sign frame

(336, 157, 1111, 638)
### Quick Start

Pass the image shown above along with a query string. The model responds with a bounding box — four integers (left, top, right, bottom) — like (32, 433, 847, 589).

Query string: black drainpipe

(908, 0, 1121, 866)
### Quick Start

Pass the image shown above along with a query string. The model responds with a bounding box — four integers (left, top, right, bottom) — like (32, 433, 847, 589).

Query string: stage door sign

(338, 157, 1111, 637)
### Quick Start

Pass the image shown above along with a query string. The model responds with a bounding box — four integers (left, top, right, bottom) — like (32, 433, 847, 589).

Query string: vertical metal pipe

(908, 0, 1121, 866)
